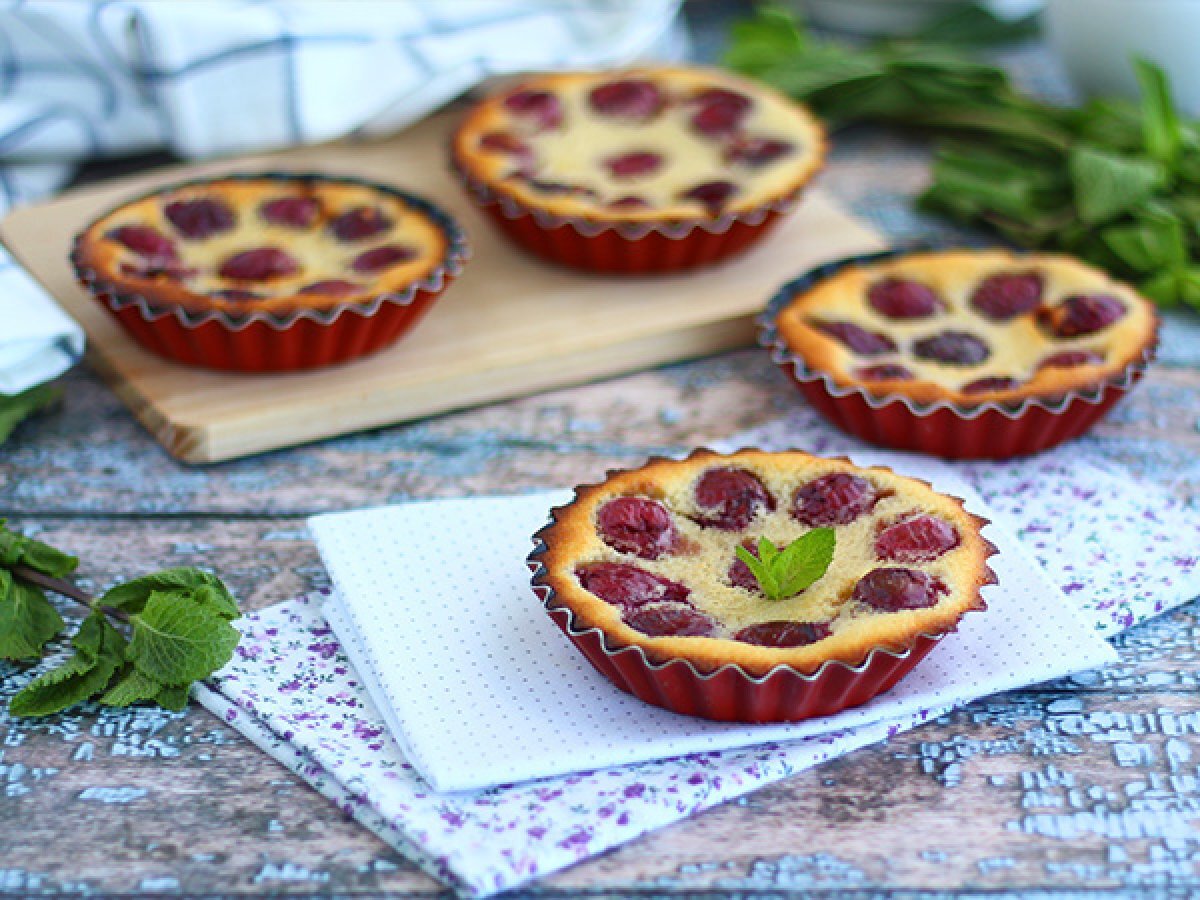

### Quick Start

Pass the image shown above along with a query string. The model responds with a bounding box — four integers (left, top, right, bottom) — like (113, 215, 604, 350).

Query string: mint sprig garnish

(0, 521, 240, 717)
(735, 529, 835, 602)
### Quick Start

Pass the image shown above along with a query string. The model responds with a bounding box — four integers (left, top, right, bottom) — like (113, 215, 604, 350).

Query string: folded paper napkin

(0, 0, 680, 394)
(193, 417, 1200, 897)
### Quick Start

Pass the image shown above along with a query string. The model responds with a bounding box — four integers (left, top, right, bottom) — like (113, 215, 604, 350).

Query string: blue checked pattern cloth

(0, 0, 682, 394)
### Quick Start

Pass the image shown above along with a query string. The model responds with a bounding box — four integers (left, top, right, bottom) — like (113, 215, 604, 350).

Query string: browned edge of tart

(530, 447, 996, 679)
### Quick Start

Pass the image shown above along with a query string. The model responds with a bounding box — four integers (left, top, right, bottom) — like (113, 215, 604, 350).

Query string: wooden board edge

(190, 316, 761, 463)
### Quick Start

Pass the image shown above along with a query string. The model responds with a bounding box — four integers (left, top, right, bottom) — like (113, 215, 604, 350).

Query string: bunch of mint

(725, 4, 1200, 311)
(0, 521, 240, 717)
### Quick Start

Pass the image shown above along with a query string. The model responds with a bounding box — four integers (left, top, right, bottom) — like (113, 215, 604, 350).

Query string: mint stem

(10, 564, 129, 623)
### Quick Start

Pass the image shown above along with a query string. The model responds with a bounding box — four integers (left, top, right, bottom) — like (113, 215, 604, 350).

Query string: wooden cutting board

(0, 111, 884, 464)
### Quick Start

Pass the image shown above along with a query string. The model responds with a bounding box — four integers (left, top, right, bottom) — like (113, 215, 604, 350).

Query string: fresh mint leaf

(0, 521, 79, 578)
(100, 668, 164, 708)
(1101, 208, 1188, 274)
(191, 583, 240, 620)
(736, 531, 836, 602)
(101, 567, 239, 619)
(1069, 145, 1165, 225)
(0, 570, 65, 660)
(722, 3, 805, 74)
(775, 527, 836, 595)
(0, 383, 61, 447)
(1074, 98, 1146, 153)
(9, 653, 111, 717)
(1140, 271, 1184, 307)
(154, 684, 191, 711)
(1136, 58, 1183, 167)
(128, 590, 239, 686)
(9, 612, 126, 717)
(910, 3, 1039, 45)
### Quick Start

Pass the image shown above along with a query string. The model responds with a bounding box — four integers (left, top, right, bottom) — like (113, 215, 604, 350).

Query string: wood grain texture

(2, 348, 1199, 897)
(0, 113, 881, 463)
(4, 9, 1200, 892)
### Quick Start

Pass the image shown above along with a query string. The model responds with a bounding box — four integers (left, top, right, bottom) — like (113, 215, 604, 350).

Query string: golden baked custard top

(453, 66, 825, 222)
(533, 450, 993, 677)
(73, 175, 454, 317)
(774, 250, 1158, 405)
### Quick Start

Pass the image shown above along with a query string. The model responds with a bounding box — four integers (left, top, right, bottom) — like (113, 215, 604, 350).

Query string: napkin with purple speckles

(192, 412, 1199, 898)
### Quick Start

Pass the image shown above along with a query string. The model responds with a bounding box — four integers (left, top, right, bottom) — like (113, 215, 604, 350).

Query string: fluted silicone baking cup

(527, 452, 995, 723)
(71, 173, 469, 373)
(759, 248, 1157, 460)
(452, 160, 816, 275)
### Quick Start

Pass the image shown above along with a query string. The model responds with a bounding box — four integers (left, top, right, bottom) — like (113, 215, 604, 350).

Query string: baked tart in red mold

(71, 173, 468, 372)
(529, 449, 995, 722)
(763, 248, 1159, 459)
(452, 66, 826, 273)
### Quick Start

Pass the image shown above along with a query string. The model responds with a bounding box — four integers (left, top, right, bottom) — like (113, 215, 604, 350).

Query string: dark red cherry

(260, 196, 319, 228)
(108, 225, 178, 261)
(479, 131, 532, 155)
(576, 563, 690, 610)
(604, 151, 663, 178)
(970, 272, 1043, 321)
(503, 90, 563, 129)
(726, 137, 794, 167)
(1039, 294, 1126, 337)
(962, 376, 1021, 394)
(813, 321, 897, 356)
(330, 207, 393, 242)
(689, 88, 752, 137)
(727, 543, 760, 592)
(792, 473, 878, 526)
(875, 515, 960, 563)
(298, 279, 360, 295)
(867, 278, 943, 319)
(852, 567, 947, 611)
(913, 331, 990, 366)
(588, 79, 663, 121)
(218, 247, 299, 281)
(164, 198, 235, 239)
(211, 288, 261, 301)
(624, 603, 716, 637)
(733, 621, 831, 648)
(679, 180, 738, 214)
(596, 496, 679, 559)
(608, 195, 650, 210)
(118, 260, 195, 280)
(855, 363, 915, 381)
(1038, 350, 1104, 369)
(525, 179, 599, 199)
(479, 131, 534, 171)
(692, 467, 774, 530)
(351, 244, 416, 273)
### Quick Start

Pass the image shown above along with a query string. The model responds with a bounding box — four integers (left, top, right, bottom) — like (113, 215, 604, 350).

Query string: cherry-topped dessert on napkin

(72, 174, 467, 371)
(530, 449, 995, 722)
(452, 66, 826, 272)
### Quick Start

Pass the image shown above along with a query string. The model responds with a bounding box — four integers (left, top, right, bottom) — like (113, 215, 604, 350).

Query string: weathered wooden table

(4, 9, 1200, 896)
